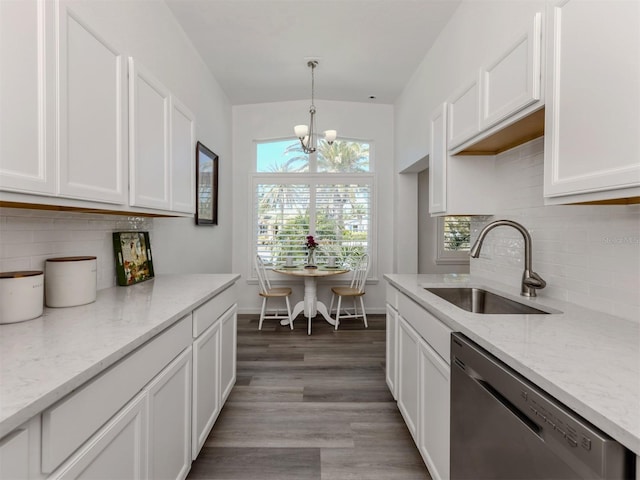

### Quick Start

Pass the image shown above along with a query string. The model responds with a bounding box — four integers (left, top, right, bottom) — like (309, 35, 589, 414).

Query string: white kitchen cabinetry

(0, 425, 30, 480)
(479, 12, 542, 132)
(148, 347, 193, 480)
(446, 10, 544, 157)
(385, 304, 398, 400)
(447, 74, 481, 150)
(220, 305, 238, 403)
(192, 319, 221, 459)
(388, 285, 453, 480)
(0, 0, 56, 196)
(397, 315, 420, 441)
(170, 98, 196, 213)
(52, 393, 148, 480)
(418, 340, 450, 480)
(191, 284, 238, 459)
(129, 58, 171, 210)
(57, 0, 127, 204)
(129, 58, 197, 213)
(429, 103, 495, 216)
(544, 0, 640, 204)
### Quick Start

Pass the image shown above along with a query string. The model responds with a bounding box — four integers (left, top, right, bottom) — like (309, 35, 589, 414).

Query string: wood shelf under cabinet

(0, 200, 181, 218)
(455, 108, 545, 156)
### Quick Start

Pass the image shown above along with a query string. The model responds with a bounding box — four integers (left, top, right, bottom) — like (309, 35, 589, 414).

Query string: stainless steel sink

(425, 287, 550, 314)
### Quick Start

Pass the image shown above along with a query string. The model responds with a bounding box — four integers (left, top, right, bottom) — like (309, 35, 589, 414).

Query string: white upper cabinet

(429, 103, 448, 215)
(57, 1, 127, 204)
(129, 58, 197, 213)
(429, 103, 495, 217)
(480, 12, 542, 131)
(544, 0, 640, 203)
(170, 98, 196, 214)
(449, 11, 544, 155)
(447, 73, 481, 150)
(0, 0, 56, 195)
(129, 58, 171, 210)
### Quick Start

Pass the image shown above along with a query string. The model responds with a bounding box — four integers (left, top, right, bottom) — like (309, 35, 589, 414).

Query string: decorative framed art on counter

(113, 231, 155, 286)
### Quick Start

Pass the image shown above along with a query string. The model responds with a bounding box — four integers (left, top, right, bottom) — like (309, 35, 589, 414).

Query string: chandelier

(294, 60, 337, 154)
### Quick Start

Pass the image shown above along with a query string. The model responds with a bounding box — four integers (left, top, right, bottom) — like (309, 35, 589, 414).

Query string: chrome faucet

(470, 219, 546, 297)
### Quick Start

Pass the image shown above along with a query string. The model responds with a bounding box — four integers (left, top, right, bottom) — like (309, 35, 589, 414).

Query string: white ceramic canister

(45, 256, 97, 308)
(0, 271, 44, 324)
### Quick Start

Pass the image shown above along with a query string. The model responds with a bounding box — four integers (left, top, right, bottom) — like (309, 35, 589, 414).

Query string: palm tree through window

(253, 138, 373, 270)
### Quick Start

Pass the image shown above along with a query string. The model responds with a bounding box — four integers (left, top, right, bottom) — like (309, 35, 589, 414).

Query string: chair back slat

(350, 254, 370, 293)
(255, 255, 272, 294)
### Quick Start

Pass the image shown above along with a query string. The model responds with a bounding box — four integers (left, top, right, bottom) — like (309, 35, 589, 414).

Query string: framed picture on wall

(195, 141, 219, 225)
(113, 231, 155, 286)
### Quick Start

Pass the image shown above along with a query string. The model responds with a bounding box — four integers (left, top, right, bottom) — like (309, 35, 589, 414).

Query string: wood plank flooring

(187, 314, 431, 480)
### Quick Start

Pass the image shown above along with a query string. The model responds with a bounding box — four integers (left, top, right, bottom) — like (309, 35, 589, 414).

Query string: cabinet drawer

(193, 284, 237, 337)
(41, 315, 192, 473)
(398, 293, 452, 363)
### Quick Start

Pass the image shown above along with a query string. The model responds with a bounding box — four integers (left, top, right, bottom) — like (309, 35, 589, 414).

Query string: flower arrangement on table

(304, 235, 319, 268)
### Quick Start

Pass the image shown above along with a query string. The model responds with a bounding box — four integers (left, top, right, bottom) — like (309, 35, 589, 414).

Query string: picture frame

(112, 231, 155, 286)
(196, 141, 219, 225)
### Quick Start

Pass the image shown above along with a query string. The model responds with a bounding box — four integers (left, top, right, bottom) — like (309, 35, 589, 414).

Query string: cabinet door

(418, 341, 450, 480)
(480, 12, 542, 130)
(385, 304, 398, 400)
(171, 98, 196, 213)
(0, 0, 56, 195)
(447, 73, 481, 149)
(0, 428, 29, 480)
(148, 347, 192, 480)
(192, 319, 221, 460)
(429, 103, 447, 215)
(57, 1, 127, 204)
(544, 0, 640, 202)
(129, 57, 171, 210)
(397, 316, 420, 441)
(220, 305, 237, 403)
(52, 392, 148, 480)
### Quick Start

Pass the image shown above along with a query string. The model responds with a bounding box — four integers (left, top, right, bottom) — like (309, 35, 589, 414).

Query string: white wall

(232, 99, 394, 315)
(0, 0, 233, 281)
(470, 138, 640, 322)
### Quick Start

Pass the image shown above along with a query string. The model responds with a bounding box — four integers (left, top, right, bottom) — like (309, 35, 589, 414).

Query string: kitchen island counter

(385, 273, 640, 456)
(0, 273, 240, 439)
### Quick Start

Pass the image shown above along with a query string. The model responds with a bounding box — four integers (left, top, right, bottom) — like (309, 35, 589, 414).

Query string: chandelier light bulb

(324, 130, 337, 144)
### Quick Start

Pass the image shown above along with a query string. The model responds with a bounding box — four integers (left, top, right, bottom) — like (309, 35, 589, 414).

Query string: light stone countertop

(384, 273, 640, 456)
(0, 273, 240, 439)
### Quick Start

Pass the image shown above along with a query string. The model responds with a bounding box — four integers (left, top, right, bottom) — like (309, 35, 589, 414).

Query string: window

(253, 138, 373, 270)
(436, 216, 471, 264)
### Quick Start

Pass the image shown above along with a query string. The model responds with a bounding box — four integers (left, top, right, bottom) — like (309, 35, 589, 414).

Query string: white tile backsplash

(471, 137, 640, 322)
(0, 208, 152, 290)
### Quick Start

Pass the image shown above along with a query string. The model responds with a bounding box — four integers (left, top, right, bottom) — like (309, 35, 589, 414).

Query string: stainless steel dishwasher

(450, 333, 634, 479)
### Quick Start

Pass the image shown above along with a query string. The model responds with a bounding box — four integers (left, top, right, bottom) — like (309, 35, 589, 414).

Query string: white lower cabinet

(52, 392, 148, 480)
(0, 425, 30, 480)
(397, 315, 420, 440)
(418, 341, 450, 480)
(148, 347, 193, 480)
(220, 306, 238, 403)
(192, 319, 221, 459)
(385, 304, 398, 400)
(389, 286, 453, 480)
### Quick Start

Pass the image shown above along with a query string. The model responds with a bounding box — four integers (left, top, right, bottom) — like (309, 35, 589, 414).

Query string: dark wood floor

(187, 313, 431, 480)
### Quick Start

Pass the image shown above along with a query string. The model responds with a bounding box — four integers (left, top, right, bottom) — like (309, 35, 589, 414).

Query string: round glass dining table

(272, 266, 349, 330)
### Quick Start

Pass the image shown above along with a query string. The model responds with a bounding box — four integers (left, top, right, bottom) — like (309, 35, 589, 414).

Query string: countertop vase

(305, 248, 317, 269)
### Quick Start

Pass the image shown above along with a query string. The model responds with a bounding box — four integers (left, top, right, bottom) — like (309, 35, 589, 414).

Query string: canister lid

(0, 270, 44, 279)
(46, 256, 97, 262)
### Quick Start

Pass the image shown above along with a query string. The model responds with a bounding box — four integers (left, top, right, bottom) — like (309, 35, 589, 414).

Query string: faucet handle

(524, 271, 546, 290)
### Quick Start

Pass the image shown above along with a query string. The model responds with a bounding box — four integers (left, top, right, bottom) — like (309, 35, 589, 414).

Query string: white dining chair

(255, 255, 293, 330)
(329, 254, 370, 330)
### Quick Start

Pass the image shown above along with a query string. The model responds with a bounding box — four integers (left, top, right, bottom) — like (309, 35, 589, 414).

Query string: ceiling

(164, 0, 461, 105)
